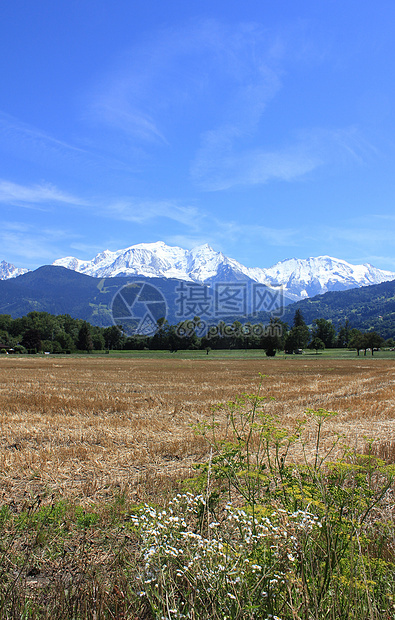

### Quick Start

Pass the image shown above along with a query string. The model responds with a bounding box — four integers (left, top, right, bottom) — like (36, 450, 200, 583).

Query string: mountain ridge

(2, 242, 395, 301)
(0, 265, 394, 339)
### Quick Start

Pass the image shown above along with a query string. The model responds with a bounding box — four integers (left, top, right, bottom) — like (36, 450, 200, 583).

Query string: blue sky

(1, 0, 395, 271)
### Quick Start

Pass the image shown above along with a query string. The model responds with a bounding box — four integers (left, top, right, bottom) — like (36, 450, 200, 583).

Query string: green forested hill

(0, 266, 287, 328)
(282, 278, 395, 338)
(0, 266, 182, 327)
(1, 267, 395, 338)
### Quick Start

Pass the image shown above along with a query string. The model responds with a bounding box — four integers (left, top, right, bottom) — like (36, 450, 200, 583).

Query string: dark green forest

(0, 310, 393, 356)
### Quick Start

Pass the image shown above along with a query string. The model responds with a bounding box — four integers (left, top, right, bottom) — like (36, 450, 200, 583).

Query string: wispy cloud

(370, 213, 395, 222)
(0, 111, 136, 176)
(92, 98, 168, 144)
(0, 221, 81, 263)
(215, 219, 300, 247)
(82, 19, 376, 191)
(191, 131, 318, 190)
(104, 198, 202, 229)
(166, 216, 301, 258)
(191, 125, 373, 191)
(89, 20, 283, 146)
(323, 226, 395, 247)
(0, 111, 88, 157)
(0, 177, 203, 231)
(290, 222, 395, 269)
(0, 179, 87, 209)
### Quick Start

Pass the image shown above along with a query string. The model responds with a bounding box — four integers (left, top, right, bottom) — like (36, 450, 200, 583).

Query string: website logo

(111, 282, 167, 336)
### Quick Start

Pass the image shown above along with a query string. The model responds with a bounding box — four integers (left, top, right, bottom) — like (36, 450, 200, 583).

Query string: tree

(364, 331, 385, 356)
(25, 311, 58, 341)
(0, 315, 12, 333)
(293, 309, 306, 328)
(21, 328, 42, 352)
(77, 323, 93, 353)
(312, 318, 336, 348)
(348, 330, 384, 356)
(103, 325, 124, 350)
(91, 331, 106, 351)
(336, 319, 351, 348)
(261, 318, 287, 356)
(285, 324, 310, 352)
(348, 329, 366, 356)
(309, 337, 325, 354)
(0, 329, 13, 347)
(56, 330, 75, 351)
(283, 310, 310, 352)
(150, 318, 171, 350)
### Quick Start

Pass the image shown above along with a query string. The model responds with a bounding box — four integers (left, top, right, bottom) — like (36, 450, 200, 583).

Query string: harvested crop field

(1, 355, 394, 504)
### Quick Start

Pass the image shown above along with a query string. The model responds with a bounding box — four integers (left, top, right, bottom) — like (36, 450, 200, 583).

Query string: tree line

(0, 310, 393, 356)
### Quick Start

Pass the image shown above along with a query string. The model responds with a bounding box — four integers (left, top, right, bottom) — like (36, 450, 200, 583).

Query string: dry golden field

(1, 355, 394, 505)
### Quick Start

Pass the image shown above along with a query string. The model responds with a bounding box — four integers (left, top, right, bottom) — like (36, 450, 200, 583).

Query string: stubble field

(1, 355, 394, 506)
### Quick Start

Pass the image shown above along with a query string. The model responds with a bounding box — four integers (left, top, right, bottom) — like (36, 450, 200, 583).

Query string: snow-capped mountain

(52, 242, 395, 300)
(260, 256, 395, 299)
(0, 260, 29, 280)
(53, 242, 250, 282)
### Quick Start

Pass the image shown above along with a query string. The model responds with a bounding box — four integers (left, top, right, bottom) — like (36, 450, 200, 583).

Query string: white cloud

(92, 99, 168, 144)
(89, 20, 283, 146)
(191, 130, 320, 190)
(371, 213, 395, 222)
(104, 198, 202, 229)
(215, 219, 300, 247)
(328, 229, 395, 248)
(0, 111, 136, 176)
(0, 221, 80, 263)
(191, 126, 373, 191)
(0, 111, 88, 157)
(0, 179, 87, 209)
(0, 177, 203, 233)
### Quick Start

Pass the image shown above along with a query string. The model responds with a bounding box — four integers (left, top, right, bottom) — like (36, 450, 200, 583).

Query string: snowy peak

(52, 242, 246, 283)
(51, 243, 395, 300)
(262, 255, 395, 298)
(4, 243, 395, 299)
(0, 260, 29, 280)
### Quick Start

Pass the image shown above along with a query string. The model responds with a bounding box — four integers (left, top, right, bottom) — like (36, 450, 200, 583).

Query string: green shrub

(131, 379, 395, 619)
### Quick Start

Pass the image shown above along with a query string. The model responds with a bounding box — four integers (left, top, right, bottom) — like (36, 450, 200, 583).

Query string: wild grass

(0, 356, 394, 618)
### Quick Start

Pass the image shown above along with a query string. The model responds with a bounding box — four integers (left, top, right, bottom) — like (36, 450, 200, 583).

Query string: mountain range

(0, 264, 394, 338)
(2, 242, 395, 302)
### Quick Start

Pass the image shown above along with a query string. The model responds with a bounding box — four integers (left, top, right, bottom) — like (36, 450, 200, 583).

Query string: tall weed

(131, 380, 395, 619)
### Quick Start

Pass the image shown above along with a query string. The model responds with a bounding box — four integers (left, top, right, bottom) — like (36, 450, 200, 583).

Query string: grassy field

(98, 347, 395, 360)
(0, 355, 394, 618)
